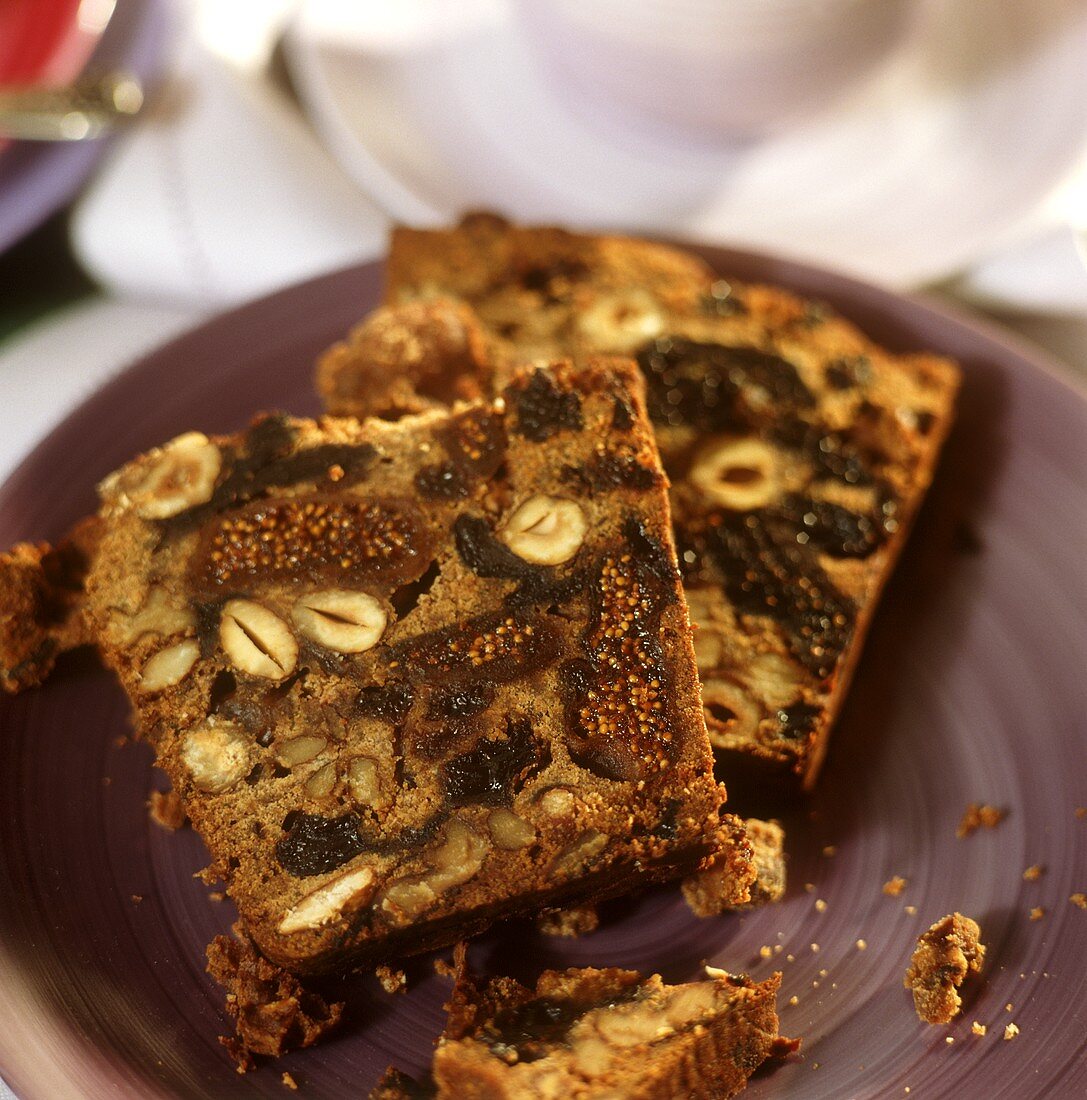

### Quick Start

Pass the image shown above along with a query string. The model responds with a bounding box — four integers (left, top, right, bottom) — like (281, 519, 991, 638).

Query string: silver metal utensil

(0, 71, 144, 141)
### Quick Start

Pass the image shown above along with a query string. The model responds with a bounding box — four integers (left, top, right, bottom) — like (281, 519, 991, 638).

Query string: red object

(0, 0, 102, 88)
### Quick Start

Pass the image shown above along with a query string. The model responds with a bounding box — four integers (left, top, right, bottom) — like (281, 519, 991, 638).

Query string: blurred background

(0, 0, 1085, 487)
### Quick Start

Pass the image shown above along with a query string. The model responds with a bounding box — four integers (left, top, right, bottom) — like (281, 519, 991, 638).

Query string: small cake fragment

(904, 912, 985, 1024)
(1022, 864, 1044, 882)
(956, 803, 1006, 838)
(374, 949, 796, 1099)
(537, 903, 600, 938)
(149, 787, 187, 831)
(1071, 893, 1087, 909)
(206, 923, 344, 1071)
(883, 876, 908, 897)
(682, 815, 775, 917)
(1003, 1022, 1020, 1041)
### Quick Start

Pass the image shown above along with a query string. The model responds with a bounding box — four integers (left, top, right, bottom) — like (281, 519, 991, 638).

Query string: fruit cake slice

(324, 214, 960, 788)
(61, 358, 750, 973)
(372, 951, 794, 1099)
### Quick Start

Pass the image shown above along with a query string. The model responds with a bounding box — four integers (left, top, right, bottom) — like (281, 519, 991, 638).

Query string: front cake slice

(374, 954, 793, 1099)
(78, 357, 750, 973)
(353, 215, 961, 788)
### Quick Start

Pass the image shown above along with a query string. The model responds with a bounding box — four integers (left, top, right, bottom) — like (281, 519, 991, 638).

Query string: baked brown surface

(904, 912, 985, 1024)
(379, 954, 791, 1099)
(328, 214, 961, 787)
(38, 358, 749, 975)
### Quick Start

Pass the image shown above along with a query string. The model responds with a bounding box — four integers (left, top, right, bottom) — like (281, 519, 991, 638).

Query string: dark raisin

(513, 370, 583, 442)
(777, 701, 821, 741)
(415, 462, 470, 500)
(243, 414, 296, 464)
(703, 513, 855, 680)
(638, 337, 813, 432)
(782, 496, 885, 559)
(244, 763, 264, 786)
(194, 600, 223, 658)
(428, 684, 495, 719)
(454, 514, 534, 580)
(568, 452, 661, 492)
(410, 718, 481, 763)
(275, 811, 366, 877)
(207, 669, 237, 713)
(652, 799, 681, 840)
(611, 396, 635, 431)
(355, 682, 415, 724)
(442, 719, 547, 806)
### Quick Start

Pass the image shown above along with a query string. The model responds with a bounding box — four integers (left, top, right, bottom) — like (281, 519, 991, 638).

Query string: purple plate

(1, 250, 1085, 1098)
(0, 0, 171, 255)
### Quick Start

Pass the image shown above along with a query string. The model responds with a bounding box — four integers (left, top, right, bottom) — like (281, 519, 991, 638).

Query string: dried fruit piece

(278, 866, 378, 935)
(443, 719, 546, 806)
(220, 600, 298, 680)
(181, 719, 252, 793)
(514, 370, 583, 441)
(291, 590, 387, 654)
(500, 496, 587, 566)
(276, 812, 366, 878)
(138, 638, 200, 694)
(689, 437, 782, 511)
(108, 431, 221, 519)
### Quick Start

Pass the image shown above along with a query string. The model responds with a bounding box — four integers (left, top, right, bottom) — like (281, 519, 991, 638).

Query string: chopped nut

(957, 802, 1006, 838)
(537, 904, 599, 938)
(689, 437, 781, 511)
(487, 808, 537, 850)
(278, 865, 377, 934)
(500, 495, 587, 565)
(181, 720, 251, 794)
(108, 431, 222, 519)
(138, 638, 199, 693)
(220, 599, 298, 679)
(291, 590, 387, 653)
(538, 786, 581, 819)
(281, 1072, 298, 1091)
(549, 830, 609, 877)
(971, 1021, 986, 1037)
(904, 912, 985, 1024)
(346, 756, 382, 805)
(701, 678, 761, 748)
(116, 587, 195, 643)
(304, 763, 337, 800)
(1004, 1023, 1019, 1041)
(883, 875, 908, 897)
(375, 965, 407, 995)
(276, 735, 327, 767)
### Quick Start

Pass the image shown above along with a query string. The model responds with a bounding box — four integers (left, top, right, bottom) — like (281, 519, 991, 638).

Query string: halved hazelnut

(278, 865, 377, 935)
(575, 289, 664, 350)
(550, 830, 608, 876)
(138, 638, 199, 694)
(181, 719, 250, 793)
(291, 590, 386, 654)
(689, 437, 781, 511)
(488, 809, 536, 850)
(220, 599, 297, 679)
(122, 432, 221, 519)
(701, 679, 761, 748)
(500, 496, 587, 565)
(276, 735, 327, 767)
(741, 652, 804, 710)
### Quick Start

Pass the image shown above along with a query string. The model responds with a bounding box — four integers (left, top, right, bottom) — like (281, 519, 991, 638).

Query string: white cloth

(70, 36, 390, 309)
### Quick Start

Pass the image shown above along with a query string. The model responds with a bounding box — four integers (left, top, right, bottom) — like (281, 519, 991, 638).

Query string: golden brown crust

(904, 912, 985, 1024)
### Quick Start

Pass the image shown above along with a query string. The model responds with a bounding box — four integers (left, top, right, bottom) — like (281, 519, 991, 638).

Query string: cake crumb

(804, 882, 815, 893)
(856, 939, 867, 951)
(1029, 907, 1045, 921)
(814, 899, 827, 913)
(822, 845, 837, 857)
(905, 905, 917, 915)
(537, 904, 600, 937)
(1004, 1023, 1019, 1041)
(375, 965, 407, 995)
(131, 894, 142, 904)
(883, 876, 908, 897)
(281, 1072, 298, 1091)
(1022, 864, 1044, 881)
(788, 995, 799, 1006)
(1005, 1003, 1014, 1012)
(810, 943, 820, 954)
(786, 954, 795, 963)
(957, 803, 1006, 838)
(945, 1036, 954, 1044)
(1075, 807, 1086, 820)
(209, 891, 225, 902)
(759, 945, 773, 959)
(148, 788, 187, 831)
(971, 1021, 986, 1037)
(1070, 893, 1087, 909)
(904, 912, 985, 1024)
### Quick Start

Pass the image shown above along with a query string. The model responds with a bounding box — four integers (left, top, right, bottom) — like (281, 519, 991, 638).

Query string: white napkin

(70, 35, 390, 309)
